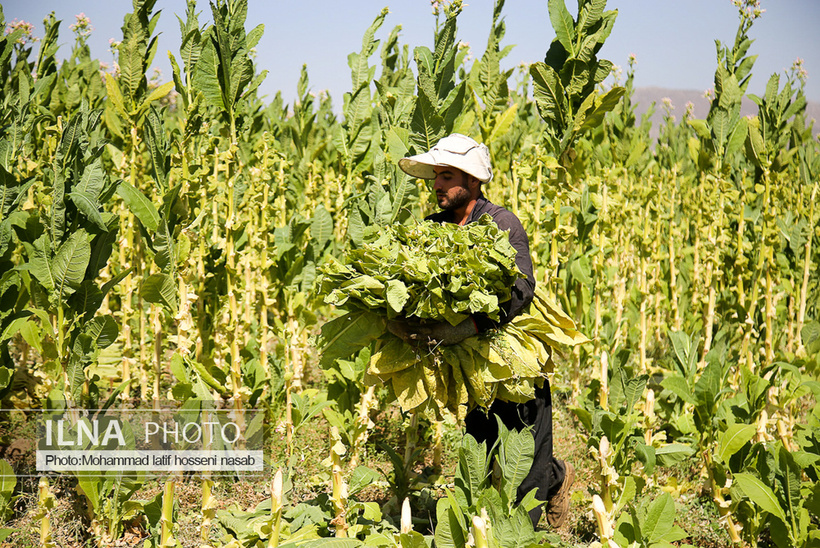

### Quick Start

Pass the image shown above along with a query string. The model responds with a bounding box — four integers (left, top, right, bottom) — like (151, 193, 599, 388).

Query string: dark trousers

(464, 379, 565, 526)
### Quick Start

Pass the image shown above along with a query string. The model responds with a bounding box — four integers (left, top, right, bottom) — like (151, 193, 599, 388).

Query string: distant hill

(631, 86, 819, 140)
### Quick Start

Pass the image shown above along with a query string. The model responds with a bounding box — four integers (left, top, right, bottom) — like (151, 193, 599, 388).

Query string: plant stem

(796, 183, 817, 354)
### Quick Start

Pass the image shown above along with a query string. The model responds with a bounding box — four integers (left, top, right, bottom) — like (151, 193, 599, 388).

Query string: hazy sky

(4, 0, 819, 108)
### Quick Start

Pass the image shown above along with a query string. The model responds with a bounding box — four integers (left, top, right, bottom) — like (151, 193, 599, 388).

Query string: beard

(437, 181, 471, 210)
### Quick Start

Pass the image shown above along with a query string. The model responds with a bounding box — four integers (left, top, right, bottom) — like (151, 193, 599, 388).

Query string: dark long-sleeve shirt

(426, 194, 535, 331)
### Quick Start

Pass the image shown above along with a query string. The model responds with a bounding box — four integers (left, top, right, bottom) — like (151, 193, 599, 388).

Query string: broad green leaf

(726, 116, 748, 157)
(488, 103, 518, 143)
(104, 73, 129, 118)
(82, 315, 119, 350)
(434, 496, 467, 548)
(624, 374, 648, 412)
(802, 321, 820, 356)
(53, 230, 92, 301)
(137, 81, 174, 117)
(717, 424, 756, 463)
(68, 192, 107, 232)
(615, 475, 637, 513)
(634, 442, 656, 475)
(655, 443, 696, 466)
(734, 472, 788, 524)
(76, 472, 101, 513)
(774, 444, 802, 534)
(694, 360, 721, 408)
(385, 279, 409, 315)
(746, 116, 765, 168)
(498, 426, 535, 505)
(317, 311, 384, 367)
(530, 62, 565, 127)
(456, 434, 488, 507)
(116, 181, 160, 232)
(66, 352, 87, 403)
(141, 273, 177, 311)
(548, 0, 576, 54)
(310, 205, 333, 248)
(0, 460, 14, 500)
(642, 492, 676, 543)
(348, 466, 380, 497)
(661, 375, 695, 405)
(192, 36, 224, 111)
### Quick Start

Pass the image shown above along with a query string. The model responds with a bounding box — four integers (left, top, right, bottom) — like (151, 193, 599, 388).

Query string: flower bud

(400, 498, 412, 534)
(599, 436, 611, 460)
(645, 389, 655, 421)
(471, 515, 489, 548)
(272, 469, 283, 513)
(592, 494, 613, 539)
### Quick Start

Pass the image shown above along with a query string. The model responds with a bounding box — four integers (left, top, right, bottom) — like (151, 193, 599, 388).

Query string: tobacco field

(0, 0, 818, 546)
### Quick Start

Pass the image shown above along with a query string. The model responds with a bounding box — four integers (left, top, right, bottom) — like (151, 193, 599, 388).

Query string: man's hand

(387, 318, 477, 347)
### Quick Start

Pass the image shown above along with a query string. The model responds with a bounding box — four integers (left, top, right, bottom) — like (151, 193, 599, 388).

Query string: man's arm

(473, 209, 535, 331)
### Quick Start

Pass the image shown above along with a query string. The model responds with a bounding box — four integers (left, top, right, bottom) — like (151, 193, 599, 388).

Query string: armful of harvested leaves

(315, 216, 588, 419)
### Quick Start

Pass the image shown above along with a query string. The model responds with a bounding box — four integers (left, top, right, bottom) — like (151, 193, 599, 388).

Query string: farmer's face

(433, 166, 474, 211)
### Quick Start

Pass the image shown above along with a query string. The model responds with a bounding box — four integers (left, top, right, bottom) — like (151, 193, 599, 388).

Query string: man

(389, 133, 575, 528)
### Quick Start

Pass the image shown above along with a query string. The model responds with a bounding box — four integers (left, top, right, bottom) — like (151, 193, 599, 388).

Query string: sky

(3, 0, 819, 109)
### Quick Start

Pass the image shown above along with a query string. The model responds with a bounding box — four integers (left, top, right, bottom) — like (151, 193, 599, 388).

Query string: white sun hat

(398, 133, 493, 183)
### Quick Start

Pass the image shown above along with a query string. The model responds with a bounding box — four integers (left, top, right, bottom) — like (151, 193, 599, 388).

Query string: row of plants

(0, 0, 817, 546)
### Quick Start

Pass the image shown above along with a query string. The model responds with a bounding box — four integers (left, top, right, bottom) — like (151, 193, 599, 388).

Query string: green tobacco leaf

(53, 230, 92, 302)
(0, 368, 11, 391)
(548, 0, 576, 54)
(530, 61, 565, 127)
(642, 492, 676, 543)
(310, 205, 333, 249)
(634, 442, 656, 475)
(76, 472, 101, 513)
(624, 374, 648, 412)
(717, 423, 756, 463)
(745, 117, 765, 168)
(385, 279, 409, 315)
(801, 321, 820, 356)
(774, 444, 802, 535)
(615, 475, 637, 513)
(498, 423, 534, 504)
(152, 220, 176, 274)
(137, 81, 174, 118)
(104, 73, 129, 118)
(655, 443, 695, 466)
(317, 311, 384, 367)
(434, 495, 467, 548)
(576, 86, 625, 133)
(694, 360, 721, 408)
(82, 315, 119, 350)
(0, 460, 15, 501)
(726, 116, 748, 157)
(734, 472, 788, 524)
(457, 434, 488, 507)
(140, 273, 177, 311)
(192, 35, 224, 110)
(66, 351, 87, 403)
(68, 192, 107, 232)
(688, 119, 711, 141)
(116, 181, 160, 232)
(348, 466, 380, 497)
(661, 375, 695, 404)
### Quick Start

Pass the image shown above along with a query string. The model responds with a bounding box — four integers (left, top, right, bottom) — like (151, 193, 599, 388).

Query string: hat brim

(398, 150, 492, 183)
(398, 153, 438, 180)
